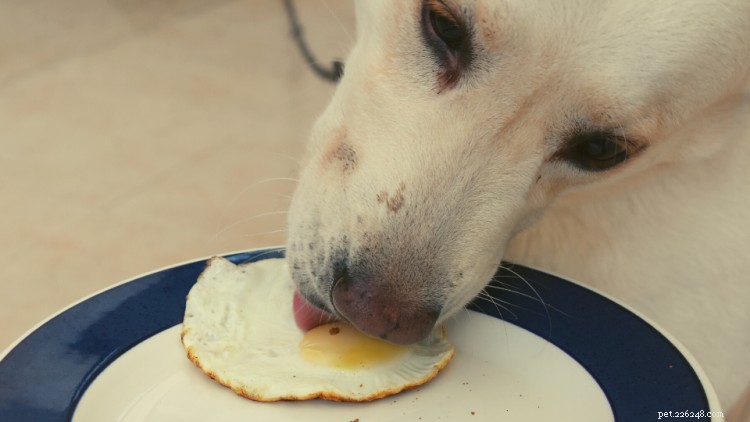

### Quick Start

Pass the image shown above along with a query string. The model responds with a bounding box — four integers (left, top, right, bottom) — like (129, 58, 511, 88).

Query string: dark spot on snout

(330, 268, 439, 345)
(333, 143, 357, 173)
(376, 182, 407, 213)
(322, 127, 357, 174)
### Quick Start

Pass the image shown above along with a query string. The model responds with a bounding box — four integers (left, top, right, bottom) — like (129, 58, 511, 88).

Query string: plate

(0, 247, 719, 421)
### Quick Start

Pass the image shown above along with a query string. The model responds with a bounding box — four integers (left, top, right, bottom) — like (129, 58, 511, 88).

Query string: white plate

(0, 248, 720, 421)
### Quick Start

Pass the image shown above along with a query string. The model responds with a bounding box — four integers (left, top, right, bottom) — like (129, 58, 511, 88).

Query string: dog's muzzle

(330, 269, 440, 345)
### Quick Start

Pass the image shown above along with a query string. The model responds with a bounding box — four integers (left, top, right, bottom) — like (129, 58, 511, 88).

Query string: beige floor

(0, 0, 355, 351)
(3, 2, 749, 419)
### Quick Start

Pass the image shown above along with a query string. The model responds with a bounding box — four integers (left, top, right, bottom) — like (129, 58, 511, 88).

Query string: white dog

(286, 0, 750, 413)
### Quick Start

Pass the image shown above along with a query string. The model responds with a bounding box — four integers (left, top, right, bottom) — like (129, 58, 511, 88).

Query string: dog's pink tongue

(293, 290, 338, 331)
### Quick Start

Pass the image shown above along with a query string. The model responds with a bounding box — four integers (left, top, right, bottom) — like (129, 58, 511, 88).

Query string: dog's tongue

(293, 290, 338, 331)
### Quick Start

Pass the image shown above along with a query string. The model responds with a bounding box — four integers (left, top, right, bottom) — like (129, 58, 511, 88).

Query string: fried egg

(181, 256, 455, 402)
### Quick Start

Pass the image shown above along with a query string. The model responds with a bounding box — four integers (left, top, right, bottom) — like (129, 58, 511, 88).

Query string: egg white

(181, 256, 454, 402)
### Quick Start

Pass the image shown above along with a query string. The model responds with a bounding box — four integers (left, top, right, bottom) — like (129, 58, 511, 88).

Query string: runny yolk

(299, 322, 408, 370)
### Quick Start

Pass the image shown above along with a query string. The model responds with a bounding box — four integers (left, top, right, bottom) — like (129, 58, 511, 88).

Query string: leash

(281, 0, 344, 83)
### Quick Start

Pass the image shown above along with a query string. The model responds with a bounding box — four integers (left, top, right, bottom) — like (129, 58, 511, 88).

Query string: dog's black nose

(330, 270, 440, 345)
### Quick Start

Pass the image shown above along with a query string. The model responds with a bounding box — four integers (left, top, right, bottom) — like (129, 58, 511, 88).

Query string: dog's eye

(560, 131, 633, 171)
(428, 5, 465, 50)
(421, 1, 472, 91)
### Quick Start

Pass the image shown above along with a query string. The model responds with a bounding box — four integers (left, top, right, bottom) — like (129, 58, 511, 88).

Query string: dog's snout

(331, 270, 439, 345)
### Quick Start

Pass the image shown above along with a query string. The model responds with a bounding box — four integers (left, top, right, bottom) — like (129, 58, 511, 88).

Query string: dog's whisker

(484, 284, 547, 304)
(477, 291, 544, 318)
(212, 210, 289, 241)
(236, 247, 286, 264)
(317, 0, 355, 44)
(491, 274, 526, 280)
(472, 291, 512, 343)
(476, 290, 518, 321)
(453, 302, 481, 325)
(496, 265, 546, 288)
(268, 152, 304, 169)
(228, 177, 298, 202)
(241, 228, 289, 240)
(457, 305, 475, 321)
(212, 176, 298, 240)
(488, 285, 574, 318)
(497, 265, 552, 339)
(475, 290, 503, 314)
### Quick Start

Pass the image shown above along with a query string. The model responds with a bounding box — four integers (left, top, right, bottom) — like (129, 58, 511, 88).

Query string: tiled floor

(0, 0, 355, 350)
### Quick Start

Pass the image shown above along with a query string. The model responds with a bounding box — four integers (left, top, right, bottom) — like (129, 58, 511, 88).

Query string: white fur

(287, 0, 750, 410)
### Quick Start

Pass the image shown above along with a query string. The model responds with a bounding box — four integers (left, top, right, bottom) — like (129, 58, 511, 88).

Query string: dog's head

(287, 0, 750, 344)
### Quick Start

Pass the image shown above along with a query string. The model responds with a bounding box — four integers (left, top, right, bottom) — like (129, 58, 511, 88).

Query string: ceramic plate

(0, 248, 720, 421)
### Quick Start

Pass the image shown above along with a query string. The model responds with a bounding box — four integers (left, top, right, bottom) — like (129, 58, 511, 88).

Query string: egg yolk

(299, 322, 408, 370)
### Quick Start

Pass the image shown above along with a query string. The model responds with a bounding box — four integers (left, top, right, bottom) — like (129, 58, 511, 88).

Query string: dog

(286, 0, 750, 413)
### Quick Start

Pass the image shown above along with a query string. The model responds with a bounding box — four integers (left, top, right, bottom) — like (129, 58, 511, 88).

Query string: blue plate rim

(0, 246, 718, 421)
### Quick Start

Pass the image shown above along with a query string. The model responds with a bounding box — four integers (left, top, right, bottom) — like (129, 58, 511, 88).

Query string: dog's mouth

(291, 274, 442, 345)
(292, 289, 338, 331)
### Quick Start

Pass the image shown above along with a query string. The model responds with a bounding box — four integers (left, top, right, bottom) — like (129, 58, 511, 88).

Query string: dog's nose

(331, 271, 439, 345)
